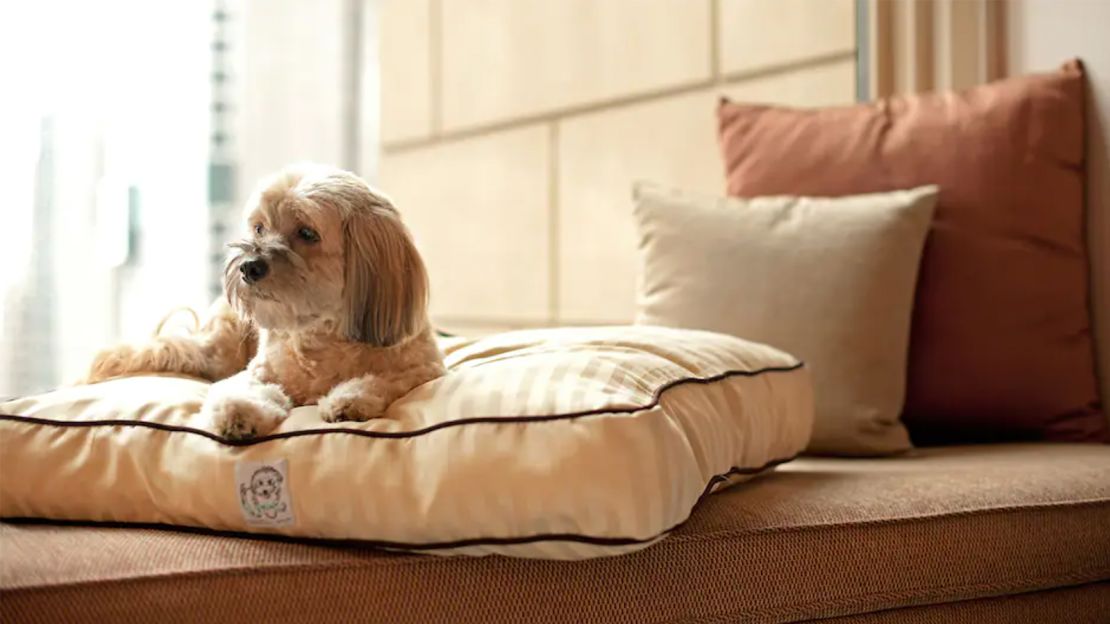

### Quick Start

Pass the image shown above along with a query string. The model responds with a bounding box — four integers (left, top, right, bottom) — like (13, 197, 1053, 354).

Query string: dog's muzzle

(240, 258, 269, 284)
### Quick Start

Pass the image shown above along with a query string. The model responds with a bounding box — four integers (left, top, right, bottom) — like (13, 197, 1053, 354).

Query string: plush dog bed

(0, 326, 812, 559)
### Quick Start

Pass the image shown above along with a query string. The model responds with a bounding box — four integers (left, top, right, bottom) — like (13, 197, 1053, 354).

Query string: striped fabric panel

(0, 325, 813, 559)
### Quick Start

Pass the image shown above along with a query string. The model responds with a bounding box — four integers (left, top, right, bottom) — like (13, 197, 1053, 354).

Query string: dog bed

(0, 326, 812, 559)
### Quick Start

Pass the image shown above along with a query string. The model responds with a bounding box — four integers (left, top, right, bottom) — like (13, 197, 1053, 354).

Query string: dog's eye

(254, 224, 263, 235)
(297, 227, 320, 243)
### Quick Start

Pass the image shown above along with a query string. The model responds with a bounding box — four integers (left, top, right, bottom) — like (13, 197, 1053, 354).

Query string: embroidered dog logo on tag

(235, 459, 295, 527)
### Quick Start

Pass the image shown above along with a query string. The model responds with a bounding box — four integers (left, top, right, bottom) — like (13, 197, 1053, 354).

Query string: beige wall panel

(440, 0, 712, 131)
(558, 60, 856, 323)
(380, 0, 433, 143)
(240, 0, 348, 197)
(718, 0, 855, 76)
(717, 57, 857, 104)
(379, 126, 551, 322)
(557, 91, 723, 324)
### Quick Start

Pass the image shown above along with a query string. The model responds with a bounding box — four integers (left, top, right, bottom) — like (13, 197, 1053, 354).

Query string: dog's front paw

(202, 384, 291, 440)
(318, 385, 389, 423)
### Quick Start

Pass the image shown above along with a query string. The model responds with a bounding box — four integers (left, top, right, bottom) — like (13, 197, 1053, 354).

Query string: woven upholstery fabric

(3, 444, 1108, 623)
(0, 326, 813, 559)
(817, 582, 1110, 624)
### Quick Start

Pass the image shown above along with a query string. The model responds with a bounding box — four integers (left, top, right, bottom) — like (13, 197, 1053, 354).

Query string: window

(0, 0, 376, 397)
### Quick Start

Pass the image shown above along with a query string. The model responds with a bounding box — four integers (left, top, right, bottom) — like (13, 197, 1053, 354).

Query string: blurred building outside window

(0, 0, 378, 397)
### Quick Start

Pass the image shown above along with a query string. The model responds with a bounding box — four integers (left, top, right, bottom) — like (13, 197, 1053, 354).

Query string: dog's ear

(343, 206, 429, 347)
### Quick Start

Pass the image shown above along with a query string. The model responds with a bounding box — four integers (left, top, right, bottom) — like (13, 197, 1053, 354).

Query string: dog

(84, 163, 446, 440)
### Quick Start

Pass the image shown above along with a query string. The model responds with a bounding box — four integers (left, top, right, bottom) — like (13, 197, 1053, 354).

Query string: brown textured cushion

(717, 60, 1106, 445)
(817, 584, 1110, 624)
(4, 443, 1109, 623)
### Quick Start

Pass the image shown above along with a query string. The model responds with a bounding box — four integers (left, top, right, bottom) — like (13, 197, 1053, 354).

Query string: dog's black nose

(240, 259, 269, 283)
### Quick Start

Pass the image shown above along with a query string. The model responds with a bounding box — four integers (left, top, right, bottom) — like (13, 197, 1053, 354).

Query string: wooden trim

(946, 0, 984, 90)
(870, 0, 894, 98)
(984, 0, 1007, 80)
(912, 0, 935, 92)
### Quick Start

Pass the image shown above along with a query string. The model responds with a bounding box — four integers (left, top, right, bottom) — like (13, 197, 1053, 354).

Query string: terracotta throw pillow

(717, 60, 1106, 444)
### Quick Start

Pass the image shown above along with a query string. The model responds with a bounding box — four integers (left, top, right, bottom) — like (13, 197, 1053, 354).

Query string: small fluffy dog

(85, 163, 445, 439)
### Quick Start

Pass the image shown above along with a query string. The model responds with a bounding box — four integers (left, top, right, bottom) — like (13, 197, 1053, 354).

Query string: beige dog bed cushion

(0, 326, 813, 559)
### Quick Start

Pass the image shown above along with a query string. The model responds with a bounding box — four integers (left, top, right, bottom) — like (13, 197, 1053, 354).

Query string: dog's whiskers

(226, 241, 256, 253)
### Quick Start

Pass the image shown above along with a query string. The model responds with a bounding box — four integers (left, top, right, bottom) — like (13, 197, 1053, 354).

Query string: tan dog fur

(85, 164, 445, 439)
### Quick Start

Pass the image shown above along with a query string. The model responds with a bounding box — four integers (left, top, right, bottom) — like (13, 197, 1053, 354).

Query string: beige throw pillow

(633, 183, 938, 456)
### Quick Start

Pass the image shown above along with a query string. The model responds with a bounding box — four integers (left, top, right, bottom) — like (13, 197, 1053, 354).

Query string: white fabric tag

(235, 459, 295, 527)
